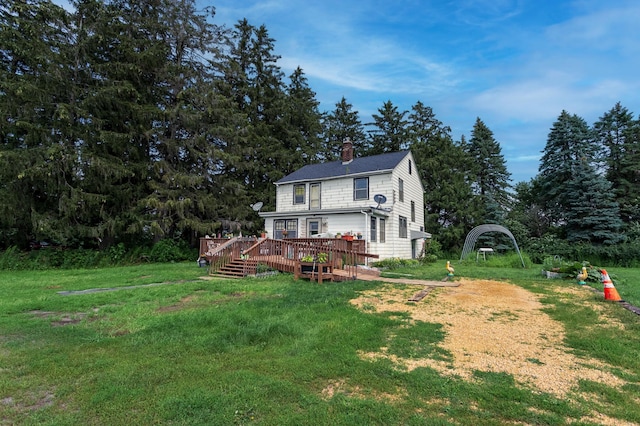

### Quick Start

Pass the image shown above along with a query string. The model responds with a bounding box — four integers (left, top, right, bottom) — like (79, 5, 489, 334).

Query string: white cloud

(209, 0, 640, 182)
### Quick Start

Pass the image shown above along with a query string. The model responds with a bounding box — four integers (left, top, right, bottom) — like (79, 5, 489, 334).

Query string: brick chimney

(341, 138, 354, 164)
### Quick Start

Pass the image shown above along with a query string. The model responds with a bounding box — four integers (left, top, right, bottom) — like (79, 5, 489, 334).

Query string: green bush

(372, 257, 420, 270)
(149, 239, 195, 263)
(484, 252, 533, 269)
(420, 239, 443, 263)
(0, 246, 23, 270)
(526, 236, 640, 267)
(0, 238, 197, 270)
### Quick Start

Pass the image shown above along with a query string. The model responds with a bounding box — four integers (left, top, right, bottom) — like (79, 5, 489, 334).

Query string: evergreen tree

(593, 102, 634, 178)
(0, 0, 79, 248)
(564, 157, 624, 244)
(366, 100, 409, 155)
(617, 119, 640, 224)
(537, 110, 624, 244)
(218, 19, 288, 220)
(507, 179, 550, 239)
(538, 111, 595, 225)
(281, 67, 324, 169)
(466, 117, 512, 222)
(75, 0, 207, 246)
(593, 102, 640, 224)
(131, 0, 228, 243)
(408, 102, 478, 251)
(322, 97, 367, 160)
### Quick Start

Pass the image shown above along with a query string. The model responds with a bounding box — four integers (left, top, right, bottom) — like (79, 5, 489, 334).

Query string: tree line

(2, 0, 639, 263)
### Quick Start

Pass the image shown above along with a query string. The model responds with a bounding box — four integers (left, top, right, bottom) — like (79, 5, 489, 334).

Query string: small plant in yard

(372, 257, 420, 270)
(255, 263, 273, 274)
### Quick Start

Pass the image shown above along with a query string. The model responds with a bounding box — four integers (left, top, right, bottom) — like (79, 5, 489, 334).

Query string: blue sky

(206, 0, 640, 183)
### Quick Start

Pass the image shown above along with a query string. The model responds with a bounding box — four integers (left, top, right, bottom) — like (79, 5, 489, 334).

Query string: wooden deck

(200, 237, 378, 281)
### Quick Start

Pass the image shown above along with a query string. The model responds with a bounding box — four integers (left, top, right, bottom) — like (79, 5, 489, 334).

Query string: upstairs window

(399, 216, 407, 238)
(399, 178, 404, 202)
(309, 183, 321, 210)
(411, 201, 415, 222)
(409, 159, 412, 175)
(354, 177, 369, 200)
(294, 184, 305, 204)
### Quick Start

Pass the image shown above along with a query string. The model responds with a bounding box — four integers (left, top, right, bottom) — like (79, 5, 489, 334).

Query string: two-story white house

(259, 141, 430, 260)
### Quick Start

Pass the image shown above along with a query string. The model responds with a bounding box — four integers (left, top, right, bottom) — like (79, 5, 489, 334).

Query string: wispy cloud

(208, 0, 640, 182)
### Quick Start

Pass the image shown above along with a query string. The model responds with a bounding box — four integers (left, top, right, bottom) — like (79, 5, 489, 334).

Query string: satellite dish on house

(250, 201, 263, 212)
(373, 194, 387, 209)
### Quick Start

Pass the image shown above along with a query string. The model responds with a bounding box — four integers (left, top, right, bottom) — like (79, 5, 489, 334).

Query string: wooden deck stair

(213, 258, 259, 278)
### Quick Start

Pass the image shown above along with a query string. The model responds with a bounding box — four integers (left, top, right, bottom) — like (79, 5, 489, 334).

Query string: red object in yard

(342, 235, 354, 241)
(600, 269, 622, 302)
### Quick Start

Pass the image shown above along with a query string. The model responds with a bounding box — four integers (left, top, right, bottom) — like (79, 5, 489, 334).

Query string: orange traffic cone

(600, 269, 622, 302)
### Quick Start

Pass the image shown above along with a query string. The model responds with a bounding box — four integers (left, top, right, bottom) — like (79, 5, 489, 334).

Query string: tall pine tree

(0, 0, 80, 247)
(465, 117, 511, 223)
(538, 111, 595, 226)
(322, 97, 366, 160)
(366, 100, 409, 155)
(538, 110, 623, 244)
(593, 102, 640, 225)
(564, 157, 624, 244)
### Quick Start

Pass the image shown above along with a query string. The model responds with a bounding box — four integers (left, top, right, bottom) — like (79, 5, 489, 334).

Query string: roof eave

(275, 169, 394, 186)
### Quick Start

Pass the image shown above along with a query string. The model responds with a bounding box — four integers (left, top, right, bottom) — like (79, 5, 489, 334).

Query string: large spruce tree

(538, 111, 594, 225)
(217, 19, 290, 222)
(593, 102, 640, 225)
(322, 97, 367, 160)
(538, 110, 623, 244)
(366, 100, 409, 155)
(564, 157, 624, 244)
(465, 117, 512, 222)
(281, 67, 324, 170)
(0, 0, 79, 248)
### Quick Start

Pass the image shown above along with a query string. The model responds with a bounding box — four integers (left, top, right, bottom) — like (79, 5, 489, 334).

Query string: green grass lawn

(1, 262, 639, 425)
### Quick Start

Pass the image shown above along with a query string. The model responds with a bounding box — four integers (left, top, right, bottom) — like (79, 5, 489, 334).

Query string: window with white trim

(309, 183, 320, 210)
(294, 184, 305, 204)
(399, 216, 407, 238)
(354, 177, 369, 200)
(370, 216, 377, 242)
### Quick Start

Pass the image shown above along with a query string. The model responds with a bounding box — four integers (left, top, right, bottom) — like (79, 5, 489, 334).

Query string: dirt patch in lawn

(29, 310, 98, 327)
(350, 278, 627, 399)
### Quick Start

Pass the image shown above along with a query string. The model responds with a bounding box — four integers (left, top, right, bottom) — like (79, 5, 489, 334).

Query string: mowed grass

(0, 262, 639, 425)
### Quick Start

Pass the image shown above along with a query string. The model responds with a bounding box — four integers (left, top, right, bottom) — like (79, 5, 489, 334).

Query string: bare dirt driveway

(350, 277, 634, 426)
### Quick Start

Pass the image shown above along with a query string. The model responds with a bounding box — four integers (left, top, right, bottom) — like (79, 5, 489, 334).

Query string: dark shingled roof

(276, 151, 410, 184)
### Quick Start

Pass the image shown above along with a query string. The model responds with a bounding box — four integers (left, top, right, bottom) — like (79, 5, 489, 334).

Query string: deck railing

(201, 236, 377, 278)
